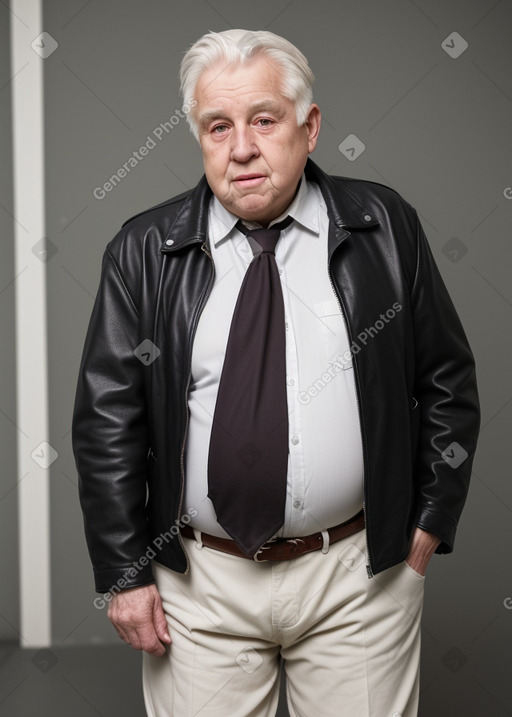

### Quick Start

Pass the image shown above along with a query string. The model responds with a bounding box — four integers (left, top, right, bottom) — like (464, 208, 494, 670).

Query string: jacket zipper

(176, 242, 215, 574)
(327, 267, 373, 578)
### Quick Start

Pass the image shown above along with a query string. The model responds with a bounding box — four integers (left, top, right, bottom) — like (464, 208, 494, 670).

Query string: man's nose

(230, 126, 259, 163)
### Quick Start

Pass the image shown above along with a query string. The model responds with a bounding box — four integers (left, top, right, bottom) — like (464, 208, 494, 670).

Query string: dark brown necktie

(207, 216, 293, 557)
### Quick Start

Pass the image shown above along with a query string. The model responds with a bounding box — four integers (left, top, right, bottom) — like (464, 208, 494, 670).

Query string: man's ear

(305, 104, 321, 153)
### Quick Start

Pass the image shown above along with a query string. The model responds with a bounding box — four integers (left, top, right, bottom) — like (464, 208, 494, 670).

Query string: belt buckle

(253, 545, 270, 562)
(253, 539, 277, 562)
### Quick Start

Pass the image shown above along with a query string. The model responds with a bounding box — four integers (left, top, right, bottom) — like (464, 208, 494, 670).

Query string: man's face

(194, 55, 321, 225)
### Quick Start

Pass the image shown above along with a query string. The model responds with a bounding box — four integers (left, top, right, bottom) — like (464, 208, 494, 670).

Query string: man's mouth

(233, 174, 267, 188)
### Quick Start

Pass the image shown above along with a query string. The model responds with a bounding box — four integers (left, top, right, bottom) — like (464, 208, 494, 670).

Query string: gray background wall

(2, 0, 511, 715)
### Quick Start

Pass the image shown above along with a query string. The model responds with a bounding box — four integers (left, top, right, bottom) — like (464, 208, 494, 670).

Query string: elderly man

(72, 29, 480, 717)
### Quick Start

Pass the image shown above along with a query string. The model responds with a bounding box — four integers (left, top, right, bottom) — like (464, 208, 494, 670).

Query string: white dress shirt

(184, 175, 364, 538)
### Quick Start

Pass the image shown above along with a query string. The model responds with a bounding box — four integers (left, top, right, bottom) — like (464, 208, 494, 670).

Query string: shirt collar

(208, 173, 320, 247)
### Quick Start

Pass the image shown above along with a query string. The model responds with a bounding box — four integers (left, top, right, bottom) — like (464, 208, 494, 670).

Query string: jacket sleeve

(410, 211, 480, 552)
(72, 245, 155, 593)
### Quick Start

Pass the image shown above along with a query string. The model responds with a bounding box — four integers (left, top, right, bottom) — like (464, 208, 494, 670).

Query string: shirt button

(278, 269, 283, 275)
(291, 436, 300, 445)
(293, 500, 302, 509)
(364, 214, 372, 222)
(287, 378, 295, 386)
(165, 239, 174, 245)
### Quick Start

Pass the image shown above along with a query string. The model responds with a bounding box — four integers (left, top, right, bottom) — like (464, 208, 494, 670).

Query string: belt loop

(321, 530, 330, 554)
(193, 528, 203, 549)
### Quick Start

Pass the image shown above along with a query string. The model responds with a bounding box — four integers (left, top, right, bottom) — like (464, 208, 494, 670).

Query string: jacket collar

(160, 158, 379, 254)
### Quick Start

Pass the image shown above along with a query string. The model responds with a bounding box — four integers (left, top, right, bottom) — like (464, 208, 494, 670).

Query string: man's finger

(134, 623, 167, 656)
(153, 598, 171, 644)
(112, 619, 165, 655)
(109, 615, 130, 646)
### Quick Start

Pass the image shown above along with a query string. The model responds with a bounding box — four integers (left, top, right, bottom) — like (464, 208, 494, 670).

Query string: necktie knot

(236, 216, 293, 255)
(251, 228, 280, 254)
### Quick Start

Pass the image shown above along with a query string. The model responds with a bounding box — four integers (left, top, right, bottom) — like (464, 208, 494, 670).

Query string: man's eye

(257, 118, 273, 126)
(212, 125, 228, 134)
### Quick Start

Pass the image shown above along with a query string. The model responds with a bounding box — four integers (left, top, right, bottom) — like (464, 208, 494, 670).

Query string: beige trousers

(143, 528, 424, 716)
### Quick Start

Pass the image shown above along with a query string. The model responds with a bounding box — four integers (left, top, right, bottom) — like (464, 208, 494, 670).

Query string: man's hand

(107, 583, 171, 656)
(405, 527, 442, 576)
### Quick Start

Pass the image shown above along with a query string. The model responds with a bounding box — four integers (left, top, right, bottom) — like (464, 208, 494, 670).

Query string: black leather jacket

(72, 159, 480, 593)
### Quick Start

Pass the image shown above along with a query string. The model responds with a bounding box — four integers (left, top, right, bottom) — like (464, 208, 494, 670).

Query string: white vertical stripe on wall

(11, 0, 51, 647)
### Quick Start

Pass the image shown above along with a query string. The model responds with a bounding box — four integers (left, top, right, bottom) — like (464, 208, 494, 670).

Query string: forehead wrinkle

(198, 99, 287, 126)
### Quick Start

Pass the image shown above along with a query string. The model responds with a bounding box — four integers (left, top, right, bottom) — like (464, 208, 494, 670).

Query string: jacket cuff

(93, 562, 155, 594)
(415, 507, 458, 554)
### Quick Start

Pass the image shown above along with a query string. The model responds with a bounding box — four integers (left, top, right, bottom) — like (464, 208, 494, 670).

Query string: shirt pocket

(314, 299, 353, 369)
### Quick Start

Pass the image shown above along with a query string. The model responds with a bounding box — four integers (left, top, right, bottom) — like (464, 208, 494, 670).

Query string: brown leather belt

(181, 509, 365, 562)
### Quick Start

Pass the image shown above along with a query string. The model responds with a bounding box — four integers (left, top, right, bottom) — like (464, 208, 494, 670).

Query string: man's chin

(228, 194, 274, 222)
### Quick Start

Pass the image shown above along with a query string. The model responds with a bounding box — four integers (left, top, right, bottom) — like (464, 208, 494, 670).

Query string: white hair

(180, 29, 315, 140)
